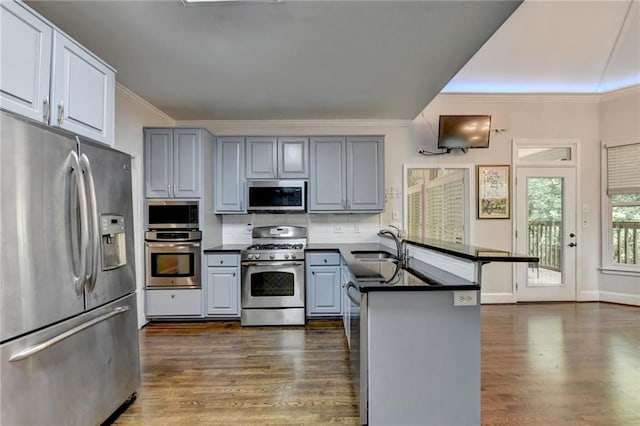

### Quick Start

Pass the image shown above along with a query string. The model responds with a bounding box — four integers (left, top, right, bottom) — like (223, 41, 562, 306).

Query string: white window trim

(600, 138, 640, 275)
(402, 163, 473, 245)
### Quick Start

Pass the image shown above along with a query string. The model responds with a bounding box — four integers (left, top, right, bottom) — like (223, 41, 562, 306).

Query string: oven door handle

(146, 242, 201, 248)
(242, 262, 304, 267)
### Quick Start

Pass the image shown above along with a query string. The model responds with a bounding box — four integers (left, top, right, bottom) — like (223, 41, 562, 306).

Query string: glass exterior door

(515, 168, 576, 301)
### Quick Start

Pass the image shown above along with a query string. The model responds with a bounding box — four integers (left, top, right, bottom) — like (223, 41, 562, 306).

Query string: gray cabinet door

(0, 2, 52, 124)
(346, 136, 384, 211)
(50, 32, 115, 146)
(309, 137, 346, 211)
(215, 137, 245, 213)
(173, 128, 202, 198)
(245, 137, 277, 179)
(278, 137, 309, 178)
(307, 265, 342, 316)
(144, 129, 172, 198)
(205, 266, 240, 317)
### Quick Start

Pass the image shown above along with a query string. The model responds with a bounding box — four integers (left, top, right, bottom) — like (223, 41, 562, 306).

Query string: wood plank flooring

(112, 303, 639, 425)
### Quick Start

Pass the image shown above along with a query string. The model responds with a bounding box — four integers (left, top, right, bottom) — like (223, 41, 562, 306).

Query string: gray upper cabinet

(245, 136, 309, 179)
(50, 32, 114, 146)
(215, 137, 245, 213)
(346, 136, 385, 211)
(245, 137, 277, 179)
(309, 137, 347, 211)
(309, 136, 384, 212)
(278, 137, 309, 178)
(144, 128, 203, 198)
(0, 1, 115, 146)
(0, 1, 52, 123)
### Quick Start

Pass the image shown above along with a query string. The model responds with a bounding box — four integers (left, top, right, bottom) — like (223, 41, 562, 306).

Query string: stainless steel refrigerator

(0, 111, 140, 424)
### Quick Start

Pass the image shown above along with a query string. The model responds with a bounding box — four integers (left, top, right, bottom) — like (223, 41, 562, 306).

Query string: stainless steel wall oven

(145, 230, 201, 289)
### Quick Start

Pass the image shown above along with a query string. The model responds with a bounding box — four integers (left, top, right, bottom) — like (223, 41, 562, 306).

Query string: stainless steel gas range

(241, 226, 307, 326)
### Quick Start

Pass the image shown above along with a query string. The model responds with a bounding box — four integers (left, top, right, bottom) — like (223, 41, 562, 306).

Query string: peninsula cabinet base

(366, 290, 480, 425)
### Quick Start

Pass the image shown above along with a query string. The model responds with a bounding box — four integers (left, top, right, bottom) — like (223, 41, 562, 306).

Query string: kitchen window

(602, 141, 640, 274)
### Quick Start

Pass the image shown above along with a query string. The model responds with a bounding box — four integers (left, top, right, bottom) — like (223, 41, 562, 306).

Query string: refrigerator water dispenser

(101, 214, 127, 270)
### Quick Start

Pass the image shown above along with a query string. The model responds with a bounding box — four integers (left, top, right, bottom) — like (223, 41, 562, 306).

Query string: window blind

(607, 143, 640, 194)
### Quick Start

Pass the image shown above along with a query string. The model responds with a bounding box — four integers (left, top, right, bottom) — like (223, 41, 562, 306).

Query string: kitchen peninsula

(307, 237, 536, 425)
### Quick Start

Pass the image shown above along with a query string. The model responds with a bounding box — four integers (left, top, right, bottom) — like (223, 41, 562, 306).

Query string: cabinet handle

(233, 272, 236, 277)
(220, 260, 224, 264)
(43, 97, 50, 123)
(57, 101, 64, 125)
(323, 259, 327, 263)
(312, 271, 315, 275)
(171, 294, 175, 298)
(173, 184, 177, 195)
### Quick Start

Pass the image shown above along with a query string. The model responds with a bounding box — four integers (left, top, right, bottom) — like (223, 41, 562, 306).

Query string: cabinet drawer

(145, 289, 201, 317)
(207, 254, 239, 267)
(307, 252, 340, 266)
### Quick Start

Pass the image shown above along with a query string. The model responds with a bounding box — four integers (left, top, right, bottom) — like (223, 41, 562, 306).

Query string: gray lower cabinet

(309, 136, 384, 212)
(306, 252, 342, 317)
(245, 136, 309, 179)
(205, 254, 240, 317)
(145, 289, 202, 318)
(144, 128, 204, 198)
(1, 1, 115, 145)
(215, 137, 245, 213)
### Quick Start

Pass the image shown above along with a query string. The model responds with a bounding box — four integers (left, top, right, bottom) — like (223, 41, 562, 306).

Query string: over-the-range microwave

(246, 180, 306, 213)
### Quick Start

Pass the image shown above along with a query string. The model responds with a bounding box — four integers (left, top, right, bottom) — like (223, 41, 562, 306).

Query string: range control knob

(255, 254, 261, 259)
(284, 254, 290, 259)
(291, 254, 297, 259)
(269, 254, 275, 260)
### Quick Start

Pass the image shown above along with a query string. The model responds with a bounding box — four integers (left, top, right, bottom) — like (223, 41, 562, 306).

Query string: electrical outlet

(453, 291, 477, 306)
(392, 210, 399, 220)
(333, 224, 343, 233)
(582, 219, 589, 228)
(245, 223, 253, 233)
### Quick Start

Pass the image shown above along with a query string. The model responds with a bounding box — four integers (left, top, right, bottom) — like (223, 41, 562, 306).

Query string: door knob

(568, 242, 577, 247)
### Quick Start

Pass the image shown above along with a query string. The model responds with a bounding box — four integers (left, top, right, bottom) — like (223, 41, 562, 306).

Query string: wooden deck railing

(529, 220, 640, 268)
(528, 221, 562, 271)
(612, 221, 640, 265)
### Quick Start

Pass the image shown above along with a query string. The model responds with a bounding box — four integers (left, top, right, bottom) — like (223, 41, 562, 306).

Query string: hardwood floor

(112, 303, 639, 425)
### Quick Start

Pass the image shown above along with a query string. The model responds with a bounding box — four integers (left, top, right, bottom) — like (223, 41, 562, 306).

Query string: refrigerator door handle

(80, 151, 100, 292)
(69, 150, 89, 296)
(8, 306, 130, 362)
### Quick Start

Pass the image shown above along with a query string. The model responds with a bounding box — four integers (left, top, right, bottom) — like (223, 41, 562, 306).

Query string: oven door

(241, 261, 305, 308)
(145, 242, 201, 289)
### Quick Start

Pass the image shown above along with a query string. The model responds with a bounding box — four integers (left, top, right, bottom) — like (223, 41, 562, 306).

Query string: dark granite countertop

(203, 244, 246, 253)
(307, 243, 479, 293)
(404, 237, 538, 263)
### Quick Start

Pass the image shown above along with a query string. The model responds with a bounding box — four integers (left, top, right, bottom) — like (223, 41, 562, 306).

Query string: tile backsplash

(222, 213, 383, 244)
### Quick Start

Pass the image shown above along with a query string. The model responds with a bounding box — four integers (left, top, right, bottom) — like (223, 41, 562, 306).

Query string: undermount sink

(351, 251, 398, 262)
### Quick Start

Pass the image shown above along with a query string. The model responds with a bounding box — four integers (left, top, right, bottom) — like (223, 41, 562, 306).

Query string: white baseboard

(599, 291, 640, 306)
(480, 292, 516, 304)
(577, 290, 599, 302)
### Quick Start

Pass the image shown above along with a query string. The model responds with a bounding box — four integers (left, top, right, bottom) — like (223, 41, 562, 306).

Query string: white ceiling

(444, 0, 640, 93)
(25, 0, 639, 121)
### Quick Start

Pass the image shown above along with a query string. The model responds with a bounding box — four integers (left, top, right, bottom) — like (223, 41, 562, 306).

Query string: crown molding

(175, 119, 412, 129)
(432, 92, 601, 104)
(598, 85, 640, 102)
(115, 82, 175, 123)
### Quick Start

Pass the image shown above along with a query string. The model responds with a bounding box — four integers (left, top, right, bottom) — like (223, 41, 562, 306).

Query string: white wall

(113, 83, 175, 327)
(412, 93, 602, 303)
(598, 86, 640, 306)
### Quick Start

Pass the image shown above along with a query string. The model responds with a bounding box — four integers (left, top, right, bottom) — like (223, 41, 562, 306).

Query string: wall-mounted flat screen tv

(437, 115, 491, 150)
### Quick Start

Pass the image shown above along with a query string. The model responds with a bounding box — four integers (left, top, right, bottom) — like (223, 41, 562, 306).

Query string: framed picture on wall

(477, 165, 510, 219)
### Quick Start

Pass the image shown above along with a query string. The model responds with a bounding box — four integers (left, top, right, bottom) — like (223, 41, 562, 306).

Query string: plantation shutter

(607, 143, 640, 194)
